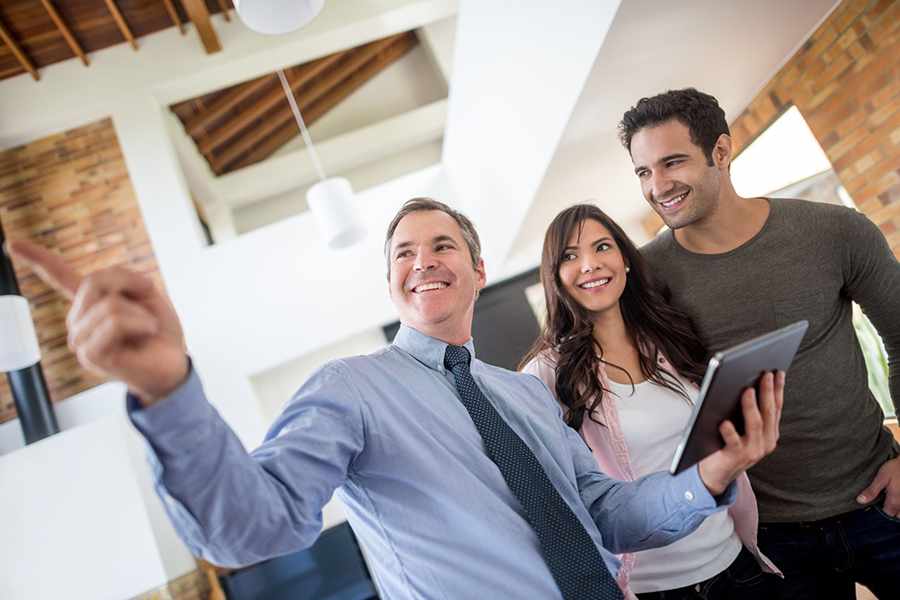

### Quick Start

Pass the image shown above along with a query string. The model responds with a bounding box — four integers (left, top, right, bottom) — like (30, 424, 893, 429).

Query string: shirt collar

(392, 324, 477, 373)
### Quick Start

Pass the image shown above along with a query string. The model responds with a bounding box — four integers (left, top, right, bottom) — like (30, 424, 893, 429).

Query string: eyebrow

(432, 235, 457, 246)
(392, 235, 458, 254)
(564, 236, 612, 251)
(634, 153, 690, 174)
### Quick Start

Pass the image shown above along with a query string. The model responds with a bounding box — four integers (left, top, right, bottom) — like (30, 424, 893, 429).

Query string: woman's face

(557, 219, 628, 318)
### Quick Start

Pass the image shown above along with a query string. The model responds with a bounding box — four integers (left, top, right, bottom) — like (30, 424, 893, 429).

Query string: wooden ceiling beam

(216, 0, 232, 22)
(41, 1, 89, 66)
(161, 0, 186, 35)
(104, 0, 138, 50)
(205, 44, 386, 172)
(0, 20, 39, 80)
(197, 48, 350, 156)
(183, 74, 275, 137)
(224, 33, 418, 173)
(181, 0, 222, 54)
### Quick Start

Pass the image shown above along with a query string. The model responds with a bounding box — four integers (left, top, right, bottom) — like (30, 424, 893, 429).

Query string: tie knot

(443, 345, 470, 372)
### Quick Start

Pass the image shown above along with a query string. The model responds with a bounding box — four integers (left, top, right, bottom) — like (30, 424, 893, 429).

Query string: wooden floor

(857, 584, 877, 599)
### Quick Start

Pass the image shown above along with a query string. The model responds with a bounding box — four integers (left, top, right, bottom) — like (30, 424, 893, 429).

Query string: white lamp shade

(0, 295, 41, 372)
(233, 0, 325, 35)
(306, 177, 366, 250)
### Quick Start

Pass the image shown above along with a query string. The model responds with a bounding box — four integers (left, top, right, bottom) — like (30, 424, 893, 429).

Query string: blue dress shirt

(130, 325, 733, 600)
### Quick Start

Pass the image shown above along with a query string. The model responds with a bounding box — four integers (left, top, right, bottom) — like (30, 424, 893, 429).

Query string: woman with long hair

(521, 204, 781, 600)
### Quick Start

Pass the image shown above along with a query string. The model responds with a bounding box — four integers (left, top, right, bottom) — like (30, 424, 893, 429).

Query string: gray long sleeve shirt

(129, 325, 733, 600)
(642, 198, 900, 523)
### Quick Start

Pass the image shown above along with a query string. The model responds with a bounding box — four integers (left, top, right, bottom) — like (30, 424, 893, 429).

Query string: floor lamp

(0, 218, 58, 444)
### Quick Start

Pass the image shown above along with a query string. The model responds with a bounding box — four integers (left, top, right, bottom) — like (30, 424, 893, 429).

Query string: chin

(412, 307, 454, 327)
(662, 212, 695, 230)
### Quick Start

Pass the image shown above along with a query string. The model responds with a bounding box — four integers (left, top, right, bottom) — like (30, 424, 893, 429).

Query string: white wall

(233, 139, 443, 233)
(443, 0, 621, 271)
(502, 136, 647, 279)
(0, 382, 125, 455)
(0, 418, 188, 600)
(213, 99, 448, 210)
(253, 327, 390, 422)
(417, 16, 457, 84)
(0, 3, 460, 595)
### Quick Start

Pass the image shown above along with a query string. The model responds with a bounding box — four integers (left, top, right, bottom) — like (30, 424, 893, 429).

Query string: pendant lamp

(0, 294, 41, 372)
(233, 0, 324, 35)
(277, 69, 366, 249)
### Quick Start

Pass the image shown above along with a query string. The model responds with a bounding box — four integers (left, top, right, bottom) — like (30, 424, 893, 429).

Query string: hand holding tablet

(672, 321, 808, 495)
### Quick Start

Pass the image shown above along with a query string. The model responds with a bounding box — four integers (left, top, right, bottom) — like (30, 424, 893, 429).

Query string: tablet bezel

(669, 320, 809, 475)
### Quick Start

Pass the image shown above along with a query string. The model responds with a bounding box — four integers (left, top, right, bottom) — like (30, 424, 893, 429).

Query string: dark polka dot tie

(444, 345, 623, 600)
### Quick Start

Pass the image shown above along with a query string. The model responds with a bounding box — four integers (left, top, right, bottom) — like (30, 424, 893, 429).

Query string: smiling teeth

(581, 278, 610, 289)
(661, 192, 688, 208)
(414, 282, 448, 292)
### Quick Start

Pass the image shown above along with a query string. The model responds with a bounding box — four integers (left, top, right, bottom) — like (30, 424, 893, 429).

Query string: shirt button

(684, 490, 695, 502)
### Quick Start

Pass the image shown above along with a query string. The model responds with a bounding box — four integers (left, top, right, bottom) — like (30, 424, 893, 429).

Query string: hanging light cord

(277, 69, 326, 182)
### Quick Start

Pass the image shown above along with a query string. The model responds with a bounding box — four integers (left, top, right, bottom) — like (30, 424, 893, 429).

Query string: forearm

(129, 370, 334, 566)
(586, 465, 735, 553)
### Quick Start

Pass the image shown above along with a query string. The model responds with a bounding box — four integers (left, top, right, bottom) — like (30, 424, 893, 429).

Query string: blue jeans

(757, 502, 900, 600)
(635, 546, 779, 600)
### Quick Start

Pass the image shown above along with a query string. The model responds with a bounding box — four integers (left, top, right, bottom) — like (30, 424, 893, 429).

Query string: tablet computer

(669, 320, 808, 475)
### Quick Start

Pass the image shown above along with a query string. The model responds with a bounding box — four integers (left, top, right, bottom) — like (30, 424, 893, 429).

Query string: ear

(712, 133, 733, 169)
(474, 258, 487, 293)
(387, 264, 398, 299)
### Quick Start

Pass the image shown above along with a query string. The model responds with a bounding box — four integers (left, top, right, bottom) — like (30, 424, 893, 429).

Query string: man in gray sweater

(619, 88, 900, 599)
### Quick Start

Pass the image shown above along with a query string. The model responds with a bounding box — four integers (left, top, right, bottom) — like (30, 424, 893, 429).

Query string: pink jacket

(522, 351, 781, 598)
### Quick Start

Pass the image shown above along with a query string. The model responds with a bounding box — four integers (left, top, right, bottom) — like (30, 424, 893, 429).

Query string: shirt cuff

(677, 464, 738, 509)
(127, 364, 214, 461)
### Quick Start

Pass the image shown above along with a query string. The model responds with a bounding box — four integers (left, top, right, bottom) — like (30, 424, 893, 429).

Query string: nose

(413, 248, 437, 272)
(580, 256, 597, 274)
(649, 170, 674, 202)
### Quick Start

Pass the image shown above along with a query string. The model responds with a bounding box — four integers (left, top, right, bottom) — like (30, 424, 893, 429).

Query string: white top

(607, 376, 742, 593)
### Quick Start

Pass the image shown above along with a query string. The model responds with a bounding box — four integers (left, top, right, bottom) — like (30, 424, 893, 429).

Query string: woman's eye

(563, 253, 576, 261)
(596, 243, 610, 252)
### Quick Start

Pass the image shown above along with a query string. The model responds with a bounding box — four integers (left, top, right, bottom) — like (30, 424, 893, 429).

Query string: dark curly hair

(618, 88, 729, 166)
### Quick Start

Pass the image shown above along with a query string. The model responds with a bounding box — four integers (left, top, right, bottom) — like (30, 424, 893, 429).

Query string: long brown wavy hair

(520, 204, 707, 430)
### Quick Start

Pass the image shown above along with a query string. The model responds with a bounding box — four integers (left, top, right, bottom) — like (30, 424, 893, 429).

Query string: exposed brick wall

(730, 0, 900, 255)
(0, 118, 159, 425)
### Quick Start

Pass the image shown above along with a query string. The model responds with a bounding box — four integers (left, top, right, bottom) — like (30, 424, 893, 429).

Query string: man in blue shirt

(10, 198, 782, 600)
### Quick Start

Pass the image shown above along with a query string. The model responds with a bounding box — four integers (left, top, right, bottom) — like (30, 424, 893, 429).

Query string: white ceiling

(0, 0, 844, 419)
(502, 0, 839, 276)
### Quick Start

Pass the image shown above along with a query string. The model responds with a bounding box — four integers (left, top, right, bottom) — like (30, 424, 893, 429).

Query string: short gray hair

(384, 198, 482, 276)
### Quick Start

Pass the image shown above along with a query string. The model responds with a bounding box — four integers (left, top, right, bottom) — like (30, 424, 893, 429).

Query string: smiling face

(629, 119, 726, 230)
(557, 219, 628, 317)
(388, 210, 486, 343)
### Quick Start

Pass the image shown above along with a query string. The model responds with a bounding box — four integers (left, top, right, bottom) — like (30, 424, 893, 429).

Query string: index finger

(6, 239, 82, 300)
